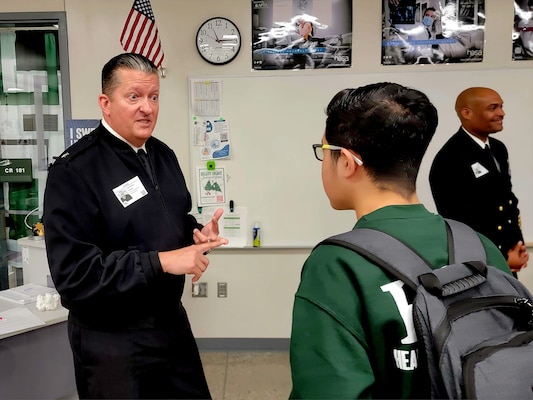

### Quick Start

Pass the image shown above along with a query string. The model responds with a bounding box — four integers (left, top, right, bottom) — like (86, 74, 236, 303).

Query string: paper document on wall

(193, 206, 248, 248)
(0, 307, 45, 336)
(196, 167, 227, 206)
(220, 206, 248, 247)
(191, 116, 231, 160)
(190, 79, 221, 117)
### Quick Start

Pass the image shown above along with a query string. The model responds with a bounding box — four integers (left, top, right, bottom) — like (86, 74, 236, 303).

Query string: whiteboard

(189, 68, 533, 247)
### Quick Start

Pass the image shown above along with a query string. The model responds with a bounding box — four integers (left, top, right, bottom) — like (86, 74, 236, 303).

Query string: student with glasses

(289, 82, 511, 399)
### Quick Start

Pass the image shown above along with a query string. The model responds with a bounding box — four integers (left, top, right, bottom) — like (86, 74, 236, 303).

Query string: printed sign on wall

(65, 119, 100, 147)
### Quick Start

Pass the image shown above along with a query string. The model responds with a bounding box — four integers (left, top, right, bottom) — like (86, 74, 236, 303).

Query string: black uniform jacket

(43, 124, 202, 329)
(429, 128, 523, 256)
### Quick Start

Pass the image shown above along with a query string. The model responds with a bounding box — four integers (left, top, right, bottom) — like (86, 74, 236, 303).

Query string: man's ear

(98, 94, 110, 116)
(460, 107, 472, 120)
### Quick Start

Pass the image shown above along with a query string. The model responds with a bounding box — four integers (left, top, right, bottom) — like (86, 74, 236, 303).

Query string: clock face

(196, 17, 241, 65)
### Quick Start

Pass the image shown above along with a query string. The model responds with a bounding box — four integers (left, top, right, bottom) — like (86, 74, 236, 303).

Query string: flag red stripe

(122, 12, 142, 51)
(131, 17, 149, 52)
(153, 49, 164, 67)
(154, 44, 164, 68)
(146, 32, 163, 67)
(137, 22, 154, 55)
(120, 9, 135, 43)
(145, 30, 158, 60)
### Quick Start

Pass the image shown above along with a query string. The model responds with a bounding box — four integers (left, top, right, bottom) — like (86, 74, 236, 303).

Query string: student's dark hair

(325, 82, 438, 193)
(101, 53, 158, 96)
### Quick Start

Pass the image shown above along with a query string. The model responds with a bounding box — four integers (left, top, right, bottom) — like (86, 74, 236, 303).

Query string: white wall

(1, 0, 532, 338)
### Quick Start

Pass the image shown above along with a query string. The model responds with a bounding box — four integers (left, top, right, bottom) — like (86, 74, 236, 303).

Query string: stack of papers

(0, 283, 57, 305)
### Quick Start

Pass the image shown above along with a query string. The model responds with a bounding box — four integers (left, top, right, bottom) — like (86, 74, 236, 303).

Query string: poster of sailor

(382, 0, 486, 65)
(252, 0, 352, 70)
(513, 0, 533, 60)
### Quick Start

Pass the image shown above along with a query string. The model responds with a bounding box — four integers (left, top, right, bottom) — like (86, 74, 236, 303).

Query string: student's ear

(339, 148, 360, 177)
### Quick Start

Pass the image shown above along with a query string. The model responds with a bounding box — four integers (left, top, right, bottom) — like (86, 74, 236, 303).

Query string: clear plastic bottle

(253, 222, 261, 247)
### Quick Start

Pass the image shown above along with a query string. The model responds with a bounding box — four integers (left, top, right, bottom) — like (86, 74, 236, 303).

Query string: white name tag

(471, 162, 489, 178)
(112, 176, 148, 207)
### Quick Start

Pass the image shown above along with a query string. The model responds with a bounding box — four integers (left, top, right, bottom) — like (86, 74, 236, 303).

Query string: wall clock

(196, 17, 241, 65)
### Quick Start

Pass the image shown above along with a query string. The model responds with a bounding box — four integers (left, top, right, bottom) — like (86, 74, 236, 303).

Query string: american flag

(120, 0, 165, 67)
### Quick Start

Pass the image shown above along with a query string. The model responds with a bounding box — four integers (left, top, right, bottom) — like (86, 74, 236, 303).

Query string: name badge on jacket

(113, 176, 148, 207)
(471, 162, 489, 178)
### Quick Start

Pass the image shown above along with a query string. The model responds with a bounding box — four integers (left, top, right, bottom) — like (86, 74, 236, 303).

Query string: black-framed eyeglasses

(312, 144, 363, 166)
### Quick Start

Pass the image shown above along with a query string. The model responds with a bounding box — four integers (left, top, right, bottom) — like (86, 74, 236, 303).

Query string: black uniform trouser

(67, 313, 211, 399)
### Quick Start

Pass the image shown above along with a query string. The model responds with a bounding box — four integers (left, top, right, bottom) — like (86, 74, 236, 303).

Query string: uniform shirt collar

(462, 126, 488, 149)
(101, 119, 147, 152)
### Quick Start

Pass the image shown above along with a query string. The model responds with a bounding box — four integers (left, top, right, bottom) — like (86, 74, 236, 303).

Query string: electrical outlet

(217, 282, 227, 298)
(192, 282, 208, 297)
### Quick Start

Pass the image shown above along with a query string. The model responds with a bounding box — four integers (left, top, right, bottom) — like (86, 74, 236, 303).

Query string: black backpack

(321, 218, 533, 399)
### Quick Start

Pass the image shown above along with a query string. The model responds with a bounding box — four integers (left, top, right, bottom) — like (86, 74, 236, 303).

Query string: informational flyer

(191, 117, 231, 160)
(196, 167, 227, 206)
(252, 0, 352, 70)
(513, 0, 533, 61)
(192, 205, 248, 248)
(220, 206, 248, 247)
(382, 0, 485, 65)
(190, 79, 221, 117)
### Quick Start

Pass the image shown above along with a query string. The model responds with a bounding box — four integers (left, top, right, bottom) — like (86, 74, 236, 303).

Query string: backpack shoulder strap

(444, 219, 487, 264)
(321, 228, 433, 291)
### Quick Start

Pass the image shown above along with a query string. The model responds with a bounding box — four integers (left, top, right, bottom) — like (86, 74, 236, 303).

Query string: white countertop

(0, 296, 68, 340)
(18, 236, 46, 249)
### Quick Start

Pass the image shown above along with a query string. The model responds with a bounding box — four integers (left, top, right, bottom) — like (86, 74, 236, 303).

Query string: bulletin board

(189, 68, 533, 247)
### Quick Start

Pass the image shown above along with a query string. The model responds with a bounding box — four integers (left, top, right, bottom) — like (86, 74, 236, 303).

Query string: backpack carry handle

(418, 261, 488, 297)
(445, 219, 487, 264)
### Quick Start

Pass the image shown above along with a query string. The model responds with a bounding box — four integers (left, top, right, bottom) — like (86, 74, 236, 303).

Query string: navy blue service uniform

(43, 124, 210, 399)
(429, 128, 523, 258)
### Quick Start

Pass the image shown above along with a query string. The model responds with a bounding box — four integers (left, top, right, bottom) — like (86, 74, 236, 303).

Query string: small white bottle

(253, 222, 261, 248)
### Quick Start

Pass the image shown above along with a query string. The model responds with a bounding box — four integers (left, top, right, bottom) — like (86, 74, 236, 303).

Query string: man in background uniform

(429, 86, 528, 274)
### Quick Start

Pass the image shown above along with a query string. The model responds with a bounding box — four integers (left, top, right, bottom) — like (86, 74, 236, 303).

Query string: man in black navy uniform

(43, 53, 227, 399)
(429, 86, 528, 275)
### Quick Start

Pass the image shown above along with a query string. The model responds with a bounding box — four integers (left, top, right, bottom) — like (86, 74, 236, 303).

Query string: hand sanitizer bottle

(253, 222, 261, 248)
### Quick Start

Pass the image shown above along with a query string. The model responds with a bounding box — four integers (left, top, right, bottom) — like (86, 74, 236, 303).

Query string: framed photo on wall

(382, 0, 486, 65)
(513, 0, 533, 60)
(251, 0, 352, 70)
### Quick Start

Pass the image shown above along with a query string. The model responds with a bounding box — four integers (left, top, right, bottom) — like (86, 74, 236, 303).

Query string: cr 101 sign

(0, 159, 33, 183)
